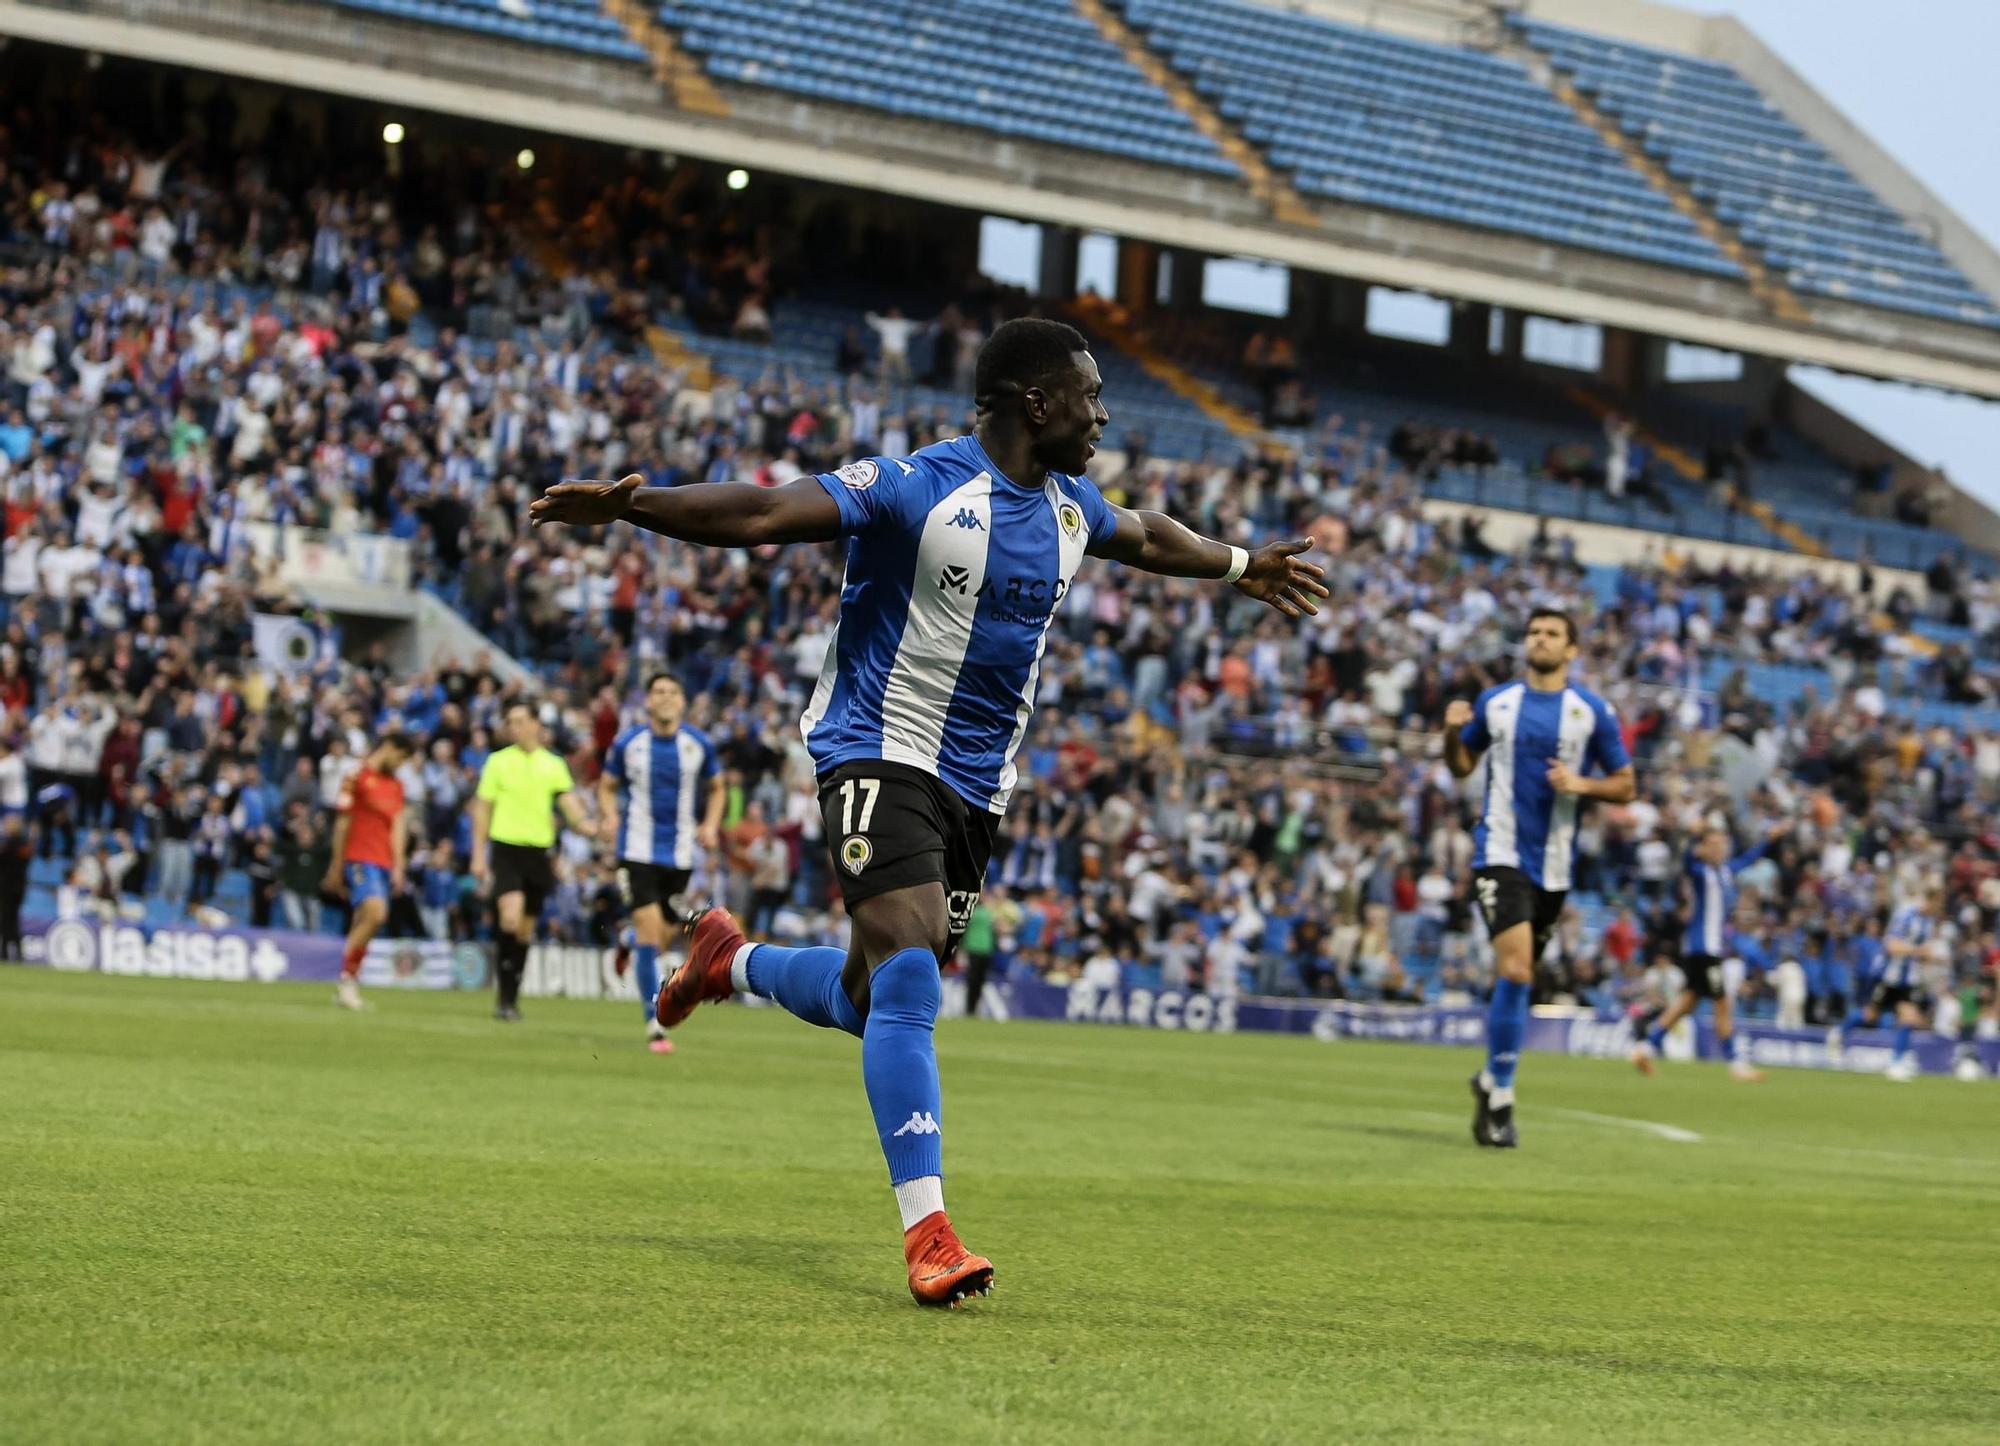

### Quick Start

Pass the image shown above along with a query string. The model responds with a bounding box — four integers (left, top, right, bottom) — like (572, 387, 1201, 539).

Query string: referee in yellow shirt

(471, 700, 595, 1020)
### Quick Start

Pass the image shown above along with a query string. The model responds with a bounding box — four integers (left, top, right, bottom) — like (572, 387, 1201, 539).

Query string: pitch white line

(1548, 1108, 1704, 1144)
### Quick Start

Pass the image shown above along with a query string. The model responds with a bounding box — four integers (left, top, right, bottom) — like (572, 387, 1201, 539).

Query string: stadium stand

(1105, 0, 1740, 276)
(324, 0, 649, 62)
(657, 0, 1240, 176)
(2, 31, 1997, 1024)
(1513, 16, 2000, 329)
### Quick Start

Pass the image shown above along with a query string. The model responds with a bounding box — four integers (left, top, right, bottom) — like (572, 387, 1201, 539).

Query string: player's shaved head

(974, 318, 1088, 408)
(974, 318, 1106, 478)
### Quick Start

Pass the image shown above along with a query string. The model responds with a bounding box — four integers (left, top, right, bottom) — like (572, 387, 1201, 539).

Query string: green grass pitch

(4, 969, 1997, 1444)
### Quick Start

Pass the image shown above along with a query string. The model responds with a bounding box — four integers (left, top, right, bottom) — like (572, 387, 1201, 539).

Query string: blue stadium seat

(317, 0, 649, 65)
(658, 0, 1238, 177)
(1513, 17, 2000, 329)
(1108, 0, 1739, 277)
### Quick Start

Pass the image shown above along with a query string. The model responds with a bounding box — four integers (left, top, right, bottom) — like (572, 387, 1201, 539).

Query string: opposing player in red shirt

(324, 732, 415, 1010)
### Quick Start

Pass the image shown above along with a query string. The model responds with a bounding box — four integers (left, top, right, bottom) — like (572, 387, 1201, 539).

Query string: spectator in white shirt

(864, 307, 917, 383)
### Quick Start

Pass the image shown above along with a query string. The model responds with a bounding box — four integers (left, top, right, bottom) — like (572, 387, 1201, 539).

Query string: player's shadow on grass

(1316, 1121, 1455, 1146)
(654, 1232, 891, 1306)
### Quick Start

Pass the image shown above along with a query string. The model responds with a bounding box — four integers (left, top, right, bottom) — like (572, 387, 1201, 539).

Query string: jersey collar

(966, 435, 1054, 495)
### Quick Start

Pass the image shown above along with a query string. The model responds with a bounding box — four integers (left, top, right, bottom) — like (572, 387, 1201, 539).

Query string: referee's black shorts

(490, 840, 555, 915)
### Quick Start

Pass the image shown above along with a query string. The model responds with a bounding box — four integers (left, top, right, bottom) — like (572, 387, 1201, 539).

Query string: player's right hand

(529, 474, 642, 529)
(1443, 699, 1473, 731)
(471, 857, 491, 888)
(322, 868, 345, 898)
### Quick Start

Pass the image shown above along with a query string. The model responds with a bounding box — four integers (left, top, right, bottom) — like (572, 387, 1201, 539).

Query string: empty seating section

(1106, 0, 1737, 276)
(320, 0, 647, 61)
(657, 0, 1237, 175)
(1514, 18, 2000, 328)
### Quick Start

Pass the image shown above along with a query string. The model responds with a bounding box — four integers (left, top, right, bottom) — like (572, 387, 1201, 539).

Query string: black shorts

(1681, 953, 1727, 1000)
(1473, 867, 1567, 961)
(817, 759, 1002, 958)
(490, 840, 555, 915)
(617, 861, 692, 913)
(1869, 980, 1917, 1013)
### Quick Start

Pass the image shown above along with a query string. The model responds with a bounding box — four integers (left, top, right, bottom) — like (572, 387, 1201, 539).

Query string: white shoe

(1729, 1061, 1766, 1083)
(1824, 1028, 1844, 1066)
(335, 978, 365, 1011)
(645, 1020, 675, 1055)
(1884, 1059, 1916, 1083)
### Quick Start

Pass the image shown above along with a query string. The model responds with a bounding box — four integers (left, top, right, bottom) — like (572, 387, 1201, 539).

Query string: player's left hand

(697, 823, 721, 853)
(530, 474, 642, 529)
(322, 868, 345, 898)
(1233, 538, 1329, 618)
(1545, 760, 1586, 795)
(391, 868, 407, 894)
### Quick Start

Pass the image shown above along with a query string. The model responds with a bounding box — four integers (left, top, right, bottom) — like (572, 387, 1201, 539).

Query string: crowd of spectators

(2, 96, 1997, 1037)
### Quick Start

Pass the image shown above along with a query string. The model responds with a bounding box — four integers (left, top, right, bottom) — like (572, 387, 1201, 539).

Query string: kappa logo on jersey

(948, 508, 985, 531)
(892, 1111, 940, 1138)
(835, 459, 879, 491)
(840, 834, 873, 875)
(939, 564, 971, 595)
(1058, 502, 1083, 539)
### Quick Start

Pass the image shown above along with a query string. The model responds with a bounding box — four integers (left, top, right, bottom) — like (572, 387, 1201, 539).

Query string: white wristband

(1221, 546, 1250, 585)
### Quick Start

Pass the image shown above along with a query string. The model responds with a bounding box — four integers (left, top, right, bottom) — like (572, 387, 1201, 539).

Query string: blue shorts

(345, 862, 392, 904)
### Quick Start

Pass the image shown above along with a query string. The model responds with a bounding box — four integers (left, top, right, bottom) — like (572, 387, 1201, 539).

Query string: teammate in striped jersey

(1445, 609, 1636, 1149)
(531, 318, 1327, 1306)
(1829, 887, 1944, 1081)
(1630, 820, 1789, 1081)
(597, 673, 724, 1053)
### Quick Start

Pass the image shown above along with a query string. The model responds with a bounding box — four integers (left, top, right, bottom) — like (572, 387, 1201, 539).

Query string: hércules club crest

(841, 835, 873, 875)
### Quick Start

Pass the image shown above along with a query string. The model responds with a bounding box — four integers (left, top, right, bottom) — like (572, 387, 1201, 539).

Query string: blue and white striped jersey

(804, 436, 1118, 815)
(1462, 680, 1629, 892)
(1877, 904, 1935, 988)
(604, 723, 720, 869)
(1683, 839, 1769, 957)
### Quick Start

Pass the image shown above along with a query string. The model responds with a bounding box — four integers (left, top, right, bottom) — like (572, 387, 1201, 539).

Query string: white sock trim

(730, 943, 758, 994)
(894, 1175, 945, 1232)
(1488, 1085, 1516, 1109)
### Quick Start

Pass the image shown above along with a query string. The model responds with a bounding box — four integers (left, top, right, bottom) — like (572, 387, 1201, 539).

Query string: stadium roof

(8, 0, 1999, 398)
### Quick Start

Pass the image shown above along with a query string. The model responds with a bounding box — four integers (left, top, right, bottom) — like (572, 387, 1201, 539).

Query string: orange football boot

(904, 1211, 994, 1308)
(654, 907, 744, 1028)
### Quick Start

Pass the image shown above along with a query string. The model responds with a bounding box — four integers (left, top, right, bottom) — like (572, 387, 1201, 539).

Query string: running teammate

(1829, 887, 1943, 1081)
(470, 700, 596, 1021)
(1630, 820, 1789, 1081)
(324, 730, 415, 1011)
(598, 673, 724, 1053)
(1444, 610, 1636, 1149)
(530, 318, 1327, 1306)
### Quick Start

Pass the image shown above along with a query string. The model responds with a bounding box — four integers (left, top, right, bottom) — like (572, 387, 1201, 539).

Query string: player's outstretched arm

(1092, 506, 1328, 617)
(529, 474, 844, 547)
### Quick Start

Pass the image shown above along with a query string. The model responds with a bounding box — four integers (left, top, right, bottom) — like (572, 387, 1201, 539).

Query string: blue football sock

(1891, 1023, 1912, 1063)
(862, 947, 944, 1186)
(633, 945, 660, 1021)
(1646, 1023, 1668, 1053)
(1485, 978, 1530, 1092)
(1842, 1008, 1869, 1035)
(744, 944, 862, 1038)
(1723, 1030, 1744, 1065)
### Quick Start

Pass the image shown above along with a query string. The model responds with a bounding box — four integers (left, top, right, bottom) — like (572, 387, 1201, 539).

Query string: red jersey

(338, 766, 405, 868)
